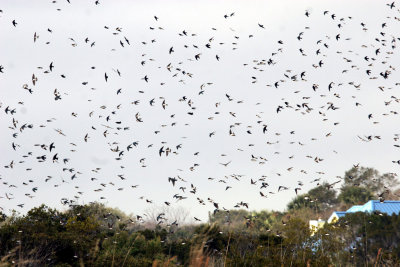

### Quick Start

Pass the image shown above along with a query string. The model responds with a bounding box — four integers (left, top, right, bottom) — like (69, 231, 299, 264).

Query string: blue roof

(334, 211, 346, 218)
(329, 201, 400, 223)
(346, 205, 362, 212)
(345, 200, 400, 215)
(327, 211, 347, 223)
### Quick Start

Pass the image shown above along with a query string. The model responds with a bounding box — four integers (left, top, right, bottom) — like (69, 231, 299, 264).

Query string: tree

(342, 167, 399, 195)
(65, 202, 131, 231)
(281, 218, 314, 266)
(287, 182, 338, 213)
(143, 205, 190, 227)
(338, 186, 374, 205)
(338, 167, 400, 206)
(333, 212, 400, 266)
(0, 211, 6, 223)
(208, 209, 249, 228)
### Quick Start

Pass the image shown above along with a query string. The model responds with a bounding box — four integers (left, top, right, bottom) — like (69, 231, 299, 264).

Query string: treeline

(210, 166, 400, 233)
(286, 166, 400, 220)
(1, 166, 400, 266)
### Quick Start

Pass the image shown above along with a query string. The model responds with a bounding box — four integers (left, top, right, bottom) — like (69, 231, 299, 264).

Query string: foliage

(1, 167, 400, 266)
(341, 167, 399, 195)
(338, 185, 374, 205)
(1, 202, 400, 266)
(287, 182, 338, 213)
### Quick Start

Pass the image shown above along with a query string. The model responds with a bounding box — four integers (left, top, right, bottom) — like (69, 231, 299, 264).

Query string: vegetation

(1, 166, 400, 266)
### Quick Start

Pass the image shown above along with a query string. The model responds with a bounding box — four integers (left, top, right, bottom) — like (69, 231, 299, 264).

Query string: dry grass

(0, 246, 54, 267)
(152, 256, 177, 267)
(189, 245, 211, 267)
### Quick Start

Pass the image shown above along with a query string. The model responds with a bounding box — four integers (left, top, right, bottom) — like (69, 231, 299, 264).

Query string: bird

(278, 186, 289, 192)
(1, 0, 399, 229)
(33, 32, 39, 42)
(159, 146, 165, 156)
(220, 161, 232, 167)
(168, 177, 177, 186)
(49, 142, 55, 152)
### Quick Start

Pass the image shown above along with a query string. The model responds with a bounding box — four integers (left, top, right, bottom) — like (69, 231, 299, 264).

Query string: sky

(1, 0, 400, 222)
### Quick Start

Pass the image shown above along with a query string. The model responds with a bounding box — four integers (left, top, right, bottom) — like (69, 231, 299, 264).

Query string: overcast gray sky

(1, 0, 400, 221)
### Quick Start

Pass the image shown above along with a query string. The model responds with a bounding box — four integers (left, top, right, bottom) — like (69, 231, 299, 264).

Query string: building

(309, 200, 400, 232)
(326, 211, 346, 223)
(328, 200, 400, 223)
(309, 218, 326, 235)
